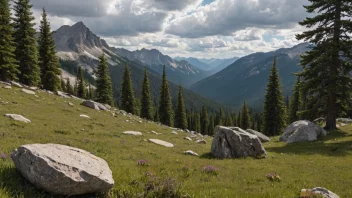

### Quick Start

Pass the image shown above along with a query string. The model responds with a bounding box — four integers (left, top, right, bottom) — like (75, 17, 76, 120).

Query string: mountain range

(191, 43, 310, 108)
(53, 21, 233, 112)
(174, 57, 239, 74)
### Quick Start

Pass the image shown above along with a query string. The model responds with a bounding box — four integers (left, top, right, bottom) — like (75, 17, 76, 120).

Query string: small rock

(29, 86, 38, 91)
(21, 88, 35, 95)
(184, 150, 199, 156)
(4, 114, 31, 123)
(148, 139, 174, 148)
(138, 121, 143, 124)
(184, 137, 192, 141)
(57, 91, 70, 98)
(171, 131, 178, 135)
(80, 114, 90, 119)
(68, 102, 74, 107)
(11, 81, 23, 88)
(3, 85, 12, 89)
(0, 81, 11, 86)
(300, 187, 340, 198)
(196, 139, 207, 144)
(151, 131, 160, 135)
(104, 104, 112, 110)
(123, 131, 143, 136)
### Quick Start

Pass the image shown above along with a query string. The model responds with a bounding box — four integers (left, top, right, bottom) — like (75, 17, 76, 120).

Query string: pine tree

(140, 69, 153, 120)
(208, 115, 215, 135)
(60, 76, 65, 92)
(154, 106, 160, 122)
(96, 54, 113, 105)
(237, 111, 241, 128)
(76, 66, 86, 98)
(0, 0, 19, 81)
(262, 58, 287, 136)
(225, 113, 233, 126)
(65, 78, 73, 94)
(13, 0, 40, 86)
(175, 85, 188, 129)
(158, 66, 174, 126)
(288, 77, 301, 123)
(38, 8, 61, 91)
(200, 105, 209, 134)
(120, 64, 135, 114)
(195, 113, 201, 132)
(240, 101, 252, 130)
(216, 108, 224, 126)
(296, 0, 352, 130)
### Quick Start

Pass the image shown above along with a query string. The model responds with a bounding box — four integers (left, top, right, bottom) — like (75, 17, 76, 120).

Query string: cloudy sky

(30, 0, 311, 59)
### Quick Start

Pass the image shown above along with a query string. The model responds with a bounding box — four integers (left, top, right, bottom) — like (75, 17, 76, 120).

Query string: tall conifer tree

(76, 66, 86, 98)
(38, 8, 61, 91)
(289, 77, 302, 123)
(200, 105, 209, 134)
(175, 85, 187, 129)
(262, 58, 286, 136)
(96, 54, 113, 105)
(158, 66, 174, 126)
(13, 0, 40, 86)
(140, 69, 153, 120)
(0, 0, 19, 81)
(120, 64, 135, 114)
(240, 101, 252, 129)
(296, 0, 352, 130)
(66, 78, 73, 95)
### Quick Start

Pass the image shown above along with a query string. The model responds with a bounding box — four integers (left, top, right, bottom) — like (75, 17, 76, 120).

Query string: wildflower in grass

(202, 166, 218, 175)
(265, 173, 282, 182)
(137, 159, 149, 166)
(1, 153, 7, 160)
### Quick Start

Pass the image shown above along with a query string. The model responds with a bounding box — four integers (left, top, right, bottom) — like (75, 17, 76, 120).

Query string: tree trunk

(325, 0, 341, 131)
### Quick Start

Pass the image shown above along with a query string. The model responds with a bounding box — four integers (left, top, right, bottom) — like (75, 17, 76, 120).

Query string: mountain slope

(53, 22, 232, 112)
(175, 57, 239, 74)
(114, 48, 208, 87)
(191, 43, 310, 108)
(174, 57, 213, 71)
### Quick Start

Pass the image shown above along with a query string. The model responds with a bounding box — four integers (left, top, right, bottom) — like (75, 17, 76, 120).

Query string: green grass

(0, 87, 352, 198)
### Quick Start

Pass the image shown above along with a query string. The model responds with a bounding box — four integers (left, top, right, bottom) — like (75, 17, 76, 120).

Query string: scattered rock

(171, 131, 178, 135)
(184, 150, 199, 156)
(184, 137, 192, 141)
(70, 95, 83, 101)
(94, 102, 109, 111)
(0, 81, 11, 86)
(280, 120, 327, 143)
(81, 100, 99, 110)
(244, 129, 270, 142)
(151, 131, 161, 135)
(3, 85, 12, 89)
(68, 102, 74, 107)
(138, 120, 143, 124)
(148, 139, 174, 148)
(123, 131, 143, 136)
(196, 139, 207, 144)
(104, 104, 112, 110)
(80, 114, 91, 119)
(336, 118, 352, 124)
(11, 144, 114, 195)
(185, 129, 190, 133)
(11, 81, 23, 88)
(57, 91, 70, 98)
(4, 114, 31, 123)
(300, 187, 340, 198)
(29, 86, 38, 91)
(21, 88, 35, 95)
(211, 126, 267, 159)
(47, 90, 54, 95)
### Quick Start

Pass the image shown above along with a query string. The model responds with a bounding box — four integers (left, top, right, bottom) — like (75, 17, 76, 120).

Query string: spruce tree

(96, 54, 113, 105)
(13, 0, 40, 86)
(208, 115, 215, 135)
(262, 58, 286, 136)
(38, 8, 61, 91)
(120, 64, 135, 114)
(216, 108, 224, 126)
(154, 106, 160, 122)
(65, 78, 73, 95)
(240, 101, 252, 130)
(237, 111, 241, 128)
(225, 113, 233, 126)
(0, 0, 19, 81)
(195, 113, 201, 132)
(158, 66, 174, 126)
(200, 105, 209, 134)
(175, 85, 187, 129)
(296, 0, 352, 130)
(140, 69, 153, 120)
(60, 77, 65, 92)
(76, 66, 86, 98)
(288, 77, 301, 123)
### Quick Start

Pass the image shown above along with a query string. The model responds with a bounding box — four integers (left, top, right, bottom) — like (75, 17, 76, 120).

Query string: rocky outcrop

(211, 126, 267, 159)
(300, 187, 340, 198)
(4, 114, 31, 123)
(81, 100, 108, 111)
(280, 120, 327, 143)
(245, 129, 270, 142)
(11, 144, 114, 195)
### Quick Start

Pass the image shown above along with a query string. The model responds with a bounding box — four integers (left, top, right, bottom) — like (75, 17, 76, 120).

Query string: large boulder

(280, 120, 327, 143)
(80, 100, 109, 111)
(300, 187, 340, 198)
(245, 129, 270, 142)
(211, 126, 267, 159)
(11, 144, 114, 195)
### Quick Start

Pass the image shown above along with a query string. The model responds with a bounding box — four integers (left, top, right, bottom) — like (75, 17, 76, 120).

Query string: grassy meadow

(0, 86, 351, 198)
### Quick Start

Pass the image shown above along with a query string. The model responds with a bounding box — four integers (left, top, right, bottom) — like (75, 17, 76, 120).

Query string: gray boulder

(300, 187, 339, 198)
(211, 126, 267, 159)
(81, 100, 99, 110)
(11, 81, 23, 88)
(244, 129, 270, 142)
(56, 91, 70, 98)
(184, 150, 199, 156)
(21, 88, 35, 95)
(149, 139, 174, 148)
(280, 120, 327, 143)
(5, 114, 31, 123)
(11, 144, 114, 195)
(123, 131, 143, 136)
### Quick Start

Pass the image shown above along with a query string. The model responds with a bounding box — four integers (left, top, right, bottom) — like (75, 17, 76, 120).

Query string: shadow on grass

(0, 165, 108, 198)
(266, 130, 352, 156)
(199, 152, 217, 159)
